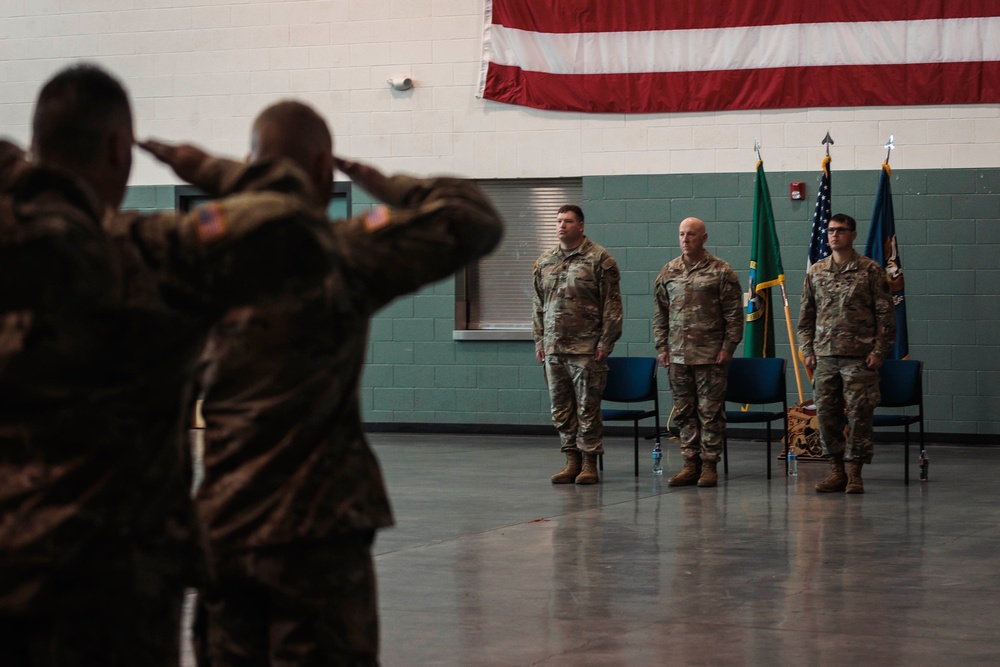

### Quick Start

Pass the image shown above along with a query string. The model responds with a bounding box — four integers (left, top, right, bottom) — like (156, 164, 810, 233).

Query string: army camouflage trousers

(668, 363, 727, 461)
(195, 531, 378, 667)
(543, 354, 608, 455)
(812, 356, 880, 464)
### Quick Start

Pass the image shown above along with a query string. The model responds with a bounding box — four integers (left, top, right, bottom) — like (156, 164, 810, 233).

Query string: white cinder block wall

(1, 0, 998, 186)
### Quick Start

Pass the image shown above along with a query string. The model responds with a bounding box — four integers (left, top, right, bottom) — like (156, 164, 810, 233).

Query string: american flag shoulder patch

(196, 202, 229, 243)
(363, 205, 391, 232)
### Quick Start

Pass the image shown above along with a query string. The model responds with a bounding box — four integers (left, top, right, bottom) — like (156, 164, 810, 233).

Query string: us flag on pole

(808, 155, 832, 269)
(478, 1, 1000, 113)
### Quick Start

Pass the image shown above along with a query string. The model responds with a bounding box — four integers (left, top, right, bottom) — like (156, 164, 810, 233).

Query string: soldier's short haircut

(830, 213, 857, 231)
(558, 204, 584, 223)
(253, 100, 332, 173)
(32, 64, 131, 168)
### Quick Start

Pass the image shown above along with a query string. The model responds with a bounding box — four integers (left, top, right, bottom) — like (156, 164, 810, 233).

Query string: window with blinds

(454, 178, 583, 339)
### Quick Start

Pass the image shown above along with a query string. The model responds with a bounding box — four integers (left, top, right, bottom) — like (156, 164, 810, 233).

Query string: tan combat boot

(551, 450, 582, 484)
(815, 454, 848, 493)
(845, 460, 864, 494)
(697, 459, 718, 487)
(575, 453, 600, 485)
(667, 458, 701, 487)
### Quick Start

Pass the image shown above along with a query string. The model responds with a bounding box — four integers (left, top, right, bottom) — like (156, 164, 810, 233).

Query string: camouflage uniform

(798, 250, 895, 463)
(533, 238, 622, 454)
(653, 253, 743, 462)
(0, 140, 329, 666)
(194, 175, 503, 666)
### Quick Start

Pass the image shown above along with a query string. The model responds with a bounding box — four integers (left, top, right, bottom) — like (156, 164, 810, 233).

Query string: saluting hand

(139, 139, 211, 184)
(334, 156, 393, 202)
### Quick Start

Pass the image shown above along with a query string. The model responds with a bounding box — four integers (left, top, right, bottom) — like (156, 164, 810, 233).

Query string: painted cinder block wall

(351, 167, 1000, 438)
(4, 0, 997, 438)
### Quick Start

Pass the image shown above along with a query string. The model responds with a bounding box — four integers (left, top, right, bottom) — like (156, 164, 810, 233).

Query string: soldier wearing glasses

(798, 213, 895, 495)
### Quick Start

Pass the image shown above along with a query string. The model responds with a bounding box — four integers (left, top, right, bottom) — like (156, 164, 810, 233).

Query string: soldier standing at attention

(653, 217, 743, 488)
(798, 213, 895, 494)
(533, 205, 622, 485)
(191, 101, 503, 666)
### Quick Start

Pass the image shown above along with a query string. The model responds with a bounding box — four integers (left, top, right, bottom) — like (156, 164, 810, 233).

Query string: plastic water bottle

(918, 449, 929, 482)
(787, 448, 798, 477)
(652, 443, 663, 475)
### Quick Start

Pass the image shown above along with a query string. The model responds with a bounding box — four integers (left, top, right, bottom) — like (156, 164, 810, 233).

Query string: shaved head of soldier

(31, 63, 134, 210)
(679, 217, 708, 263)
(251, 101, 334, 209)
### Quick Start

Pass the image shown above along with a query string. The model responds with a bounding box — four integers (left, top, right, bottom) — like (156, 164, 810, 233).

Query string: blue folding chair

(723, 357, 788, 480)
(873, 359, 925, 485)
(601, 357, 661, 477)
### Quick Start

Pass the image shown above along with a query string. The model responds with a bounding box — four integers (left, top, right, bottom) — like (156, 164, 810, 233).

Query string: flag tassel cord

(779, 283, 805, 403)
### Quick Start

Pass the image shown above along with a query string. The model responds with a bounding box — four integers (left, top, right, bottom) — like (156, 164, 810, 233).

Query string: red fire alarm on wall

(790, 182, 806, 200)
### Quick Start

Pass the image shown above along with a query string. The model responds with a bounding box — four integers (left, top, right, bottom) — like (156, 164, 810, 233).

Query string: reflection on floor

(184, 432, 1000, 666)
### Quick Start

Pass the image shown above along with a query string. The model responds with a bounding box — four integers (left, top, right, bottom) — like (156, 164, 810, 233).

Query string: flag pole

(780, 282, 805, 403)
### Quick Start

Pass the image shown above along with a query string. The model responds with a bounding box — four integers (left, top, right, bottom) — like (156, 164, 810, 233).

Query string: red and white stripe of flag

(478, 0, 1000, 113)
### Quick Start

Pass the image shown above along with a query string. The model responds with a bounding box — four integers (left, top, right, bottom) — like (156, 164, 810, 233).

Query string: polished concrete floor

(185, 433, 1000, 666)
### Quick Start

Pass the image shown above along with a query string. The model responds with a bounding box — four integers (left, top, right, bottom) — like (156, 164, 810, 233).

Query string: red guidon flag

(477, 0, 1000, 113)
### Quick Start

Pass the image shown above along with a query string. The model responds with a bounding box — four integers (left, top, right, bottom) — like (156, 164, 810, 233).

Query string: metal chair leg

(723, 433, 729, 475)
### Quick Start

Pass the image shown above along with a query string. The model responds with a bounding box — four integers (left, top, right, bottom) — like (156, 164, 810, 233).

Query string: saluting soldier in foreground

(190, 101, 504, 666)
(0, 64, 331, 666)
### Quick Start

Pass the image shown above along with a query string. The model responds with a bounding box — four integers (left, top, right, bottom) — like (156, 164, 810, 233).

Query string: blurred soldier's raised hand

(334, 156, 393, 202)
(139, 139, 212, 185)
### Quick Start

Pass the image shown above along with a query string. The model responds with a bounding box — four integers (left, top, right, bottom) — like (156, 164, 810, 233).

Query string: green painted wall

(122, 169, 1000, 438)
(356, 169, 1000, 438)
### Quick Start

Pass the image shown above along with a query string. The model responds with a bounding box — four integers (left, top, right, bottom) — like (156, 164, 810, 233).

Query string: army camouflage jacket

(0, 139, 329, 613)
(532, 238, 623, 357)
(195, 174, 503, 555)
(798, 250, 896, 359)
(653, 252, 744, 365)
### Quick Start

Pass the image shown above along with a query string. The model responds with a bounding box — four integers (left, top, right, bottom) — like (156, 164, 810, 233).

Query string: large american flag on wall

(477, 0, 1000, 113)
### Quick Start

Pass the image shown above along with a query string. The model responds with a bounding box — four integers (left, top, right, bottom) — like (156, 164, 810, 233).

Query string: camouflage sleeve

(797, 273, 817, 358)
(870, 265, 897, 359)
(720, 265, 744, 354)
(176, 155, 314, 201)
(532, 260, 544, 352)
(652, 275, 669, 356)
(597, 255, 623, 354)
(108, 194, 328, 310)
(335, 175, 504, 313)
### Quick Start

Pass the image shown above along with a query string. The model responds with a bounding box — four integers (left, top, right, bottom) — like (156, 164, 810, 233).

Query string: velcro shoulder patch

(601, 256, 620, 280)
(195, 202, 229, 243)
(363, 205, 391, 232)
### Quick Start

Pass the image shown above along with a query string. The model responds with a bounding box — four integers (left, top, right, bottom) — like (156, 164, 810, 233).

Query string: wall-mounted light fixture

(388, 76, 413, 91)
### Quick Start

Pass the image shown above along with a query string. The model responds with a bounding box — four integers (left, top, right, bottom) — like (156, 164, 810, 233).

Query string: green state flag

(745, 160, 785, 358)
